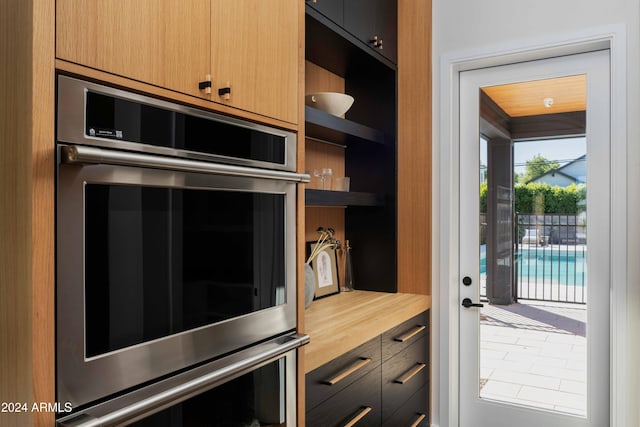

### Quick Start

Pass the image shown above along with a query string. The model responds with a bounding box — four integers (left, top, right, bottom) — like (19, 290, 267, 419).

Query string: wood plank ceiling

(481, 74, 586, 117)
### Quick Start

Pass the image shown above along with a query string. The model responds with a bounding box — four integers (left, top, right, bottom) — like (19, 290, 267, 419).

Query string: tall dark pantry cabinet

(305, 0, 398, 292)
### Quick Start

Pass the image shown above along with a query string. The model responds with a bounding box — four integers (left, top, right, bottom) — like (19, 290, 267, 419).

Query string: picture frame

(307, 241, 340, 299)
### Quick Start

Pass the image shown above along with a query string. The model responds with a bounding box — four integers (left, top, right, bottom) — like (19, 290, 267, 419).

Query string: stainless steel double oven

(55, 76, 308, 426)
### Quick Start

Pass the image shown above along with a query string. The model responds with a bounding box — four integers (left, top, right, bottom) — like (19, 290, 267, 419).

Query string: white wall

(432, 1, 640, 426)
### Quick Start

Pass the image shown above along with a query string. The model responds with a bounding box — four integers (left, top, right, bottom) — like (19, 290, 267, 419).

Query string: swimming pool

(480, 246, 587, 287)
(517, 248, 586, 286)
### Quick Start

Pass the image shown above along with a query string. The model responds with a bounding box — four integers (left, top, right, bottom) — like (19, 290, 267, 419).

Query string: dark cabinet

(306, 0, 343, 26)
(381, 311, 429, 424)
(344, 0, 397, 63)
(382, 311, 429, 362)
(306, 0, 396, 65)
(306, 311, 430, 426)
(381, 336, 428, 422)
(307, 367, 382, 427)
(306, 336, 381, 411)
(382, 384, 430, 427)
(306, 0, 397, 292)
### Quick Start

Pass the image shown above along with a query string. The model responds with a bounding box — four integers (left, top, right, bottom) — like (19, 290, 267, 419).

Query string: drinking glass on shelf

(313, 168, 333, 190)
(334, 177, 350, 192)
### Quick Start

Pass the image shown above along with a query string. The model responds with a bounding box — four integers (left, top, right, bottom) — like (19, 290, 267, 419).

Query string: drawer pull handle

(343, 406, 372, 427)
(218, 83, 231, 100)
(410, 413, 427, 427)
(324, 358, 372, 385)
(198, 74, 212, 94)
(394, 325, 426, 343)
(395, 363, 426, 384)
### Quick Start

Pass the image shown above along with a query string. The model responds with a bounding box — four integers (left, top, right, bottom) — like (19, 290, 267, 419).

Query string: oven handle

(61, 145, 311, 183)
(56, 333, 310, 427)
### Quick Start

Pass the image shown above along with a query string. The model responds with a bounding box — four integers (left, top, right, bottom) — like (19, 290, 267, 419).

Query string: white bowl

(305, 92, 354, 117)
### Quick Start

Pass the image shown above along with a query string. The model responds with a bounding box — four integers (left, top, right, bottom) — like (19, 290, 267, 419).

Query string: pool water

(480, 247, 587, 287)
(517, 248, 586, 286)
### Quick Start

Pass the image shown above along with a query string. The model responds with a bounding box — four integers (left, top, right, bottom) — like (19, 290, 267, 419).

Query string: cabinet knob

(369, 36, 384, 49)
(218, 83, 231, 101)
(198, 74, 212, 95)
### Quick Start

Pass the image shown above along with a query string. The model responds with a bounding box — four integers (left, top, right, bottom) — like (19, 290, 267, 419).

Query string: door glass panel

(129, 358, 287, 426)
(84, 184, 285, 357)
(478, 79, 587, 416)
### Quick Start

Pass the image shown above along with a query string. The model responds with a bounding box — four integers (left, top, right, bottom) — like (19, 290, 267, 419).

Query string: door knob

(461, 298, 484, 308)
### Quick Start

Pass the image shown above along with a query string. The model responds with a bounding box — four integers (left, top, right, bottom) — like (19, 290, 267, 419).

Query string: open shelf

(305, 1, 397, 293)
(305, 189, 384, 207)
(305, 106, 385, 146)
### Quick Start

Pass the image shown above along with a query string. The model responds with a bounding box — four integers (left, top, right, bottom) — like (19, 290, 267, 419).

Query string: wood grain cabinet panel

(56, 0, 211, 98)
(56, 0, 299, 124)
(210, 0, 299, 123)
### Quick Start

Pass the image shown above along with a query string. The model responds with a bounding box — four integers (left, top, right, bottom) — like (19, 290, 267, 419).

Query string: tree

(521, 154, 560, 183)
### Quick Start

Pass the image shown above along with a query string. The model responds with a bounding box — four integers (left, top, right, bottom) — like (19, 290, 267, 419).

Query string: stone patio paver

(479, 301, 587, 416)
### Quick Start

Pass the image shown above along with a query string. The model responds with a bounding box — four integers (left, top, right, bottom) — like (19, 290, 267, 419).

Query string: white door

(459, 50, 610, 426)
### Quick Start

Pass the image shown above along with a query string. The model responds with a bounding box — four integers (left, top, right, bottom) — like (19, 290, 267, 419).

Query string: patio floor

(479, 300, 587, 416)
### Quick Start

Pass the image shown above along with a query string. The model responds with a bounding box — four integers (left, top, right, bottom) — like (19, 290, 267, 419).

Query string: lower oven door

(57, 145, 308, 408)
(56, 333, 309, 427)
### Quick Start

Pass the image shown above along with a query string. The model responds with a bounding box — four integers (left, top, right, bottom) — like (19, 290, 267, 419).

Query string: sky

(513, 137, 586, 176)
(480, 136, 586, 177)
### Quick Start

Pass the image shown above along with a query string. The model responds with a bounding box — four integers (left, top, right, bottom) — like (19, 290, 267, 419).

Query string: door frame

(435, 26, 628, 427)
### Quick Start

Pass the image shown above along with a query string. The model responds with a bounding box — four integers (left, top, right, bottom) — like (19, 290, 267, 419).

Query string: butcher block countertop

(304, 290, 432, 373)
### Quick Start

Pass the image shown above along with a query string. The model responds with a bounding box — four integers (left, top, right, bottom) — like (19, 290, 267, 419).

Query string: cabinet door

(306, 0, 344, 26)
(375, 0, 396, 63)
(56, 0, 211, 98)
(343, 0, 376, 45)
(211, 0, 299, 124)
(343, 0, 396, 63)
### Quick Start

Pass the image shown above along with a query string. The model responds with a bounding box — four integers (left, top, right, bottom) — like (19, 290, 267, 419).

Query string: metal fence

(515, 214, 587, 304)
(480, 213, 587, 304)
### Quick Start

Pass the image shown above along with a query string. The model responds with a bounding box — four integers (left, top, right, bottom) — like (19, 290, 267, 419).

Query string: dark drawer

(307, 367, 381, 427)
(382, 336, 428, 421)
(306, 336, 382, 411)
(382, 383, 429, 427)
(382, 310, 429, 362)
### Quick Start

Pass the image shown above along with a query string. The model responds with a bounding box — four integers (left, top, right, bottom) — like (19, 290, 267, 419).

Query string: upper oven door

(57, 75, 297, 172)
(56, 146, 302, 408)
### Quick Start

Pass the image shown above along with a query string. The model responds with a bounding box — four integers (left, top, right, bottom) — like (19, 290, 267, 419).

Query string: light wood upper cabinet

(210, 0, 299, 124)
(56, 0, 299, 124)
(56, 0, 211, 99)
